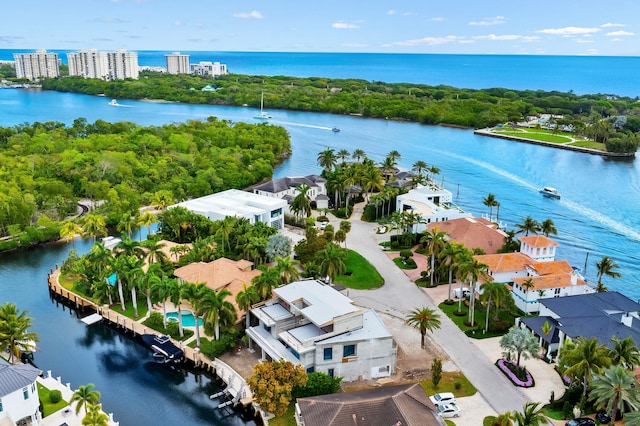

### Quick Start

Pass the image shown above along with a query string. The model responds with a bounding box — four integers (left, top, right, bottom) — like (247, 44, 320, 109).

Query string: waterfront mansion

(246, 280, 397, 382)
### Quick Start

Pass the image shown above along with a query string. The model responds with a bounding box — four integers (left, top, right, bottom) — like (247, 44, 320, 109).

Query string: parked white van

(452, 287, 470, 299)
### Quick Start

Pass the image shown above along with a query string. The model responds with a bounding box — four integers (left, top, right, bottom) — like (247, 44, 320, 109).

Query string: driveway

(344, 203, 532, 416)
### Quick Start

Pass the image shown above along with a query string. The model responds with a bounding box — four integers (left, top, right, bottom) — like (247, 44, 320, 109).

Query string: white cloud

(537, 26, 600, 35)
(469, 16, 506, 26)
(430, 17, 444, 22)
(233, 11, 263, 19)
(601, 23, 625, 27)
(387, 10, 396, 15)
(174, 21, 183, 27)
(575, 38, 594, 44)
(521, 36, 541, 42)
(473, 34, 522, 41)
(382, 35, 465, 47)
(610, 38, 623, 42)
(333, 22, 360, 29)
(606, 30, 634, 36)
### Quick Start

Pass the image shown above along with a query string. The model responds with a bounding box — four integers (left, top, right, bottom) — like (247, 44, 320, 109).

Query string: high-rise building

(190, 61, 228, 77)
(67, 49, 138, 80)
(165, 52, 190, 74)
(13, 50, 59, 81)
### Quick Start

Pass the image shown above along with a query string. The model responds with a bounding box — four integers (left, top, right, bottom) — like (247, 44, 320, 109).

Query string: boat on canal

(108, 99, 120, 106)
(140, 334, 184, 363)
(539, 186, 561, 199)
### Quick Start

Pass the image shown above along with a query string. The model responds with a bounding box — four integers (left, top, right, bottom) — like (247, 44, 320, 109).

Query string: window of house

(323, 347, 333, 361)
(328, 368, 334, 378)
(23, 386, 28, 400)
(343, 344, 356, 357)
(0, 399, 3, 412)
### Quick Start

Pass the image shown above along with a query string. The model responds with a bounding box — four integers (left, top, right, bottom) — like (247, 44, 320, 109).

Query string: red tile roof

(519, 235, 559, 247)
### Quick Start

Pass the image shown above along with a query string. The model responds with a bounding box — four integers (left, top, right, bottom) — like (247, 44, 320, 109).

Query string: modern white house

(252, 175, 328, 211)
(0, 360, 41, 425)
(396, 184, 470, 233)
(246, 280, 397, 381)
(518, 291, 640, 360)
(475, 236, 592, 313)
(170, 189, 287, 229)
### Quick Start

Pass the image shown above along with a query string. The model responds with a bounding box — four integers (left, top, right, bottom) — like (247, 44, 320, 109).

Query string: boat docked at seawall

(140, 334, 184, 363)
(540, 186, 561, 199)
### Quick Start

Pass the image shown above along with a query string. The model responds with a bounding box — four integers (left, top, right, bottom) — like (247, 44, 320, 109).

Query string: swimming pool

(165, 311, 203, 327)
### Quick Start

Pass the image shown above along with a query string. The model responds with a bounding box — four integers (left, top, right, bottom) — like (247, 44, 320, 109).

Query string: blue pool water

(166, 311, 203, 327)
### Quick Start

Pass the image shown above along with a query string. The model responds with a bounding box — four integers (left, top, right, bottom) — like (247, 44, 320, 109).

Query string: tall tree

(70, 383, 101, 415)
(589, 365, 640, 423)
(510, 402, 550, 426)
(609, 336, 640, 369)
(595, 255, 621, 292)
(482, 193, 497, 221)
(420, 227, 447, 287)
(236, 283, 260, 328)
(82, 213, 107, 243)
(60, 221, 83, 248)
(150, 275, 177, 328)
(316, 243, 347, 282)
(180, 282, 208, 347)
(290, 183, 312, 219)
(405, 307, 442, 349)
(0, 303, 39, 364)
(439, 242, 467, 302)
(317, 147, 337, 172)
(252, 265, 281, 301)
(201, 288, 236, 340)
(351, 148, 366, 163)
(137, 211, 158, 238)
(481, 282, 513, 332)
(539, 218, 557, 237)
(515, 216, 540, 236)
(559, 337, 611, 399)
(82, 403, 109, 426)
(457, 257, 488, 326)
(247, 359, 308, 417)
(275, 256, 300, 285)
(336, 148, 350, 164)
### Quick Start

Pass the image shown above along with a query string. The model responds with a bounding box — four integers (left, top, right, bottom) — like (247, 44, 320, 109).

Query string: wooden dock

(47, 268, 253, 407)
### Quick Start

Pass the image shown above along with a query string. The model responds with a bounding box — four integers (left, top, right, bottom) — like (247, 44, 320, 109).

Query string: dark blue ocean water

(2, 49, 640, 97)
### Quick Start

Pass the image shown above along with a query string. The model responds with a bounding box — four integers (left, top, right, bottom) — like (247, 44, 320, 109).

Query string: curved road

(344, 204, 529, 416)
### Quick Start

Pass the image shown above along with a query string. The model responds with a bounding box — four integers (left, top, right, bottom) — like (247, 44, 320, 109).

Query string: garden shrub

(390, 241, 400, 250)
(403, 258, 417, 268)
(199, 332, 237, 359)
(49, 390, 62, 404)
(399, 249, 414, 258)
(562, 401, 573, 420)
(292, 372, 342, 399)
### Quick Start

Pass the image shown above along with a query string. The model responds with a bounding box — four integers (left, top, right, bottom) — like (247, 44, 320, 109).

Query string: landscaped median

(495, 359, 534, 387)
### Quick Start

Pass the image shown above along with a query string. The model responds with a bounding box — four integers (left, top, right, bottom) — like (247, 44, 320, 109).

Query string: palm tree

(412, 160, 428, 178)
(138, 211, 158, 238)
(236, 284, 260, 328)
(116, 212, 138, 239)
(609, 336, 640, 369)
(482, 193, 497, 221)
(481, 282, 512, 332)
(290, 183, 312, 219)
(82, 213, 107, 243)
(539, 218, 557, 237)
(150, 275, 177, 328)
(439, 242, 466, 302)
(142, 239, 167, 266)
(589, 365, 640, 423)
(317, 147, 337, 172)
(216, 216, 235, 253)
(490, 412, 514, 426)
(351, 148, 366, 163)
(386, 150, 401, 163)
(60, 221, 83, 247)
(559, 336, 611, 398)
(515, 216, 540, 236)
(499, 326, 539, 368)
(380, 155, 397, 182)
(457, 257, 488, 326)
(405, 307, 441, 349)
(151, 190, 174, 210)
(0, 303, 39, 364)
(275, 256, 300, 285)
(420, 227, 447, 287)
(336, 148, 350, 164)
(180, 282, 208, 347)
(201, 288, 236, 340)
(510, 402, 550, 426)
(316, 243, 347, 282)
(169, 279, 185, 337)
(70, 383, 101, 415)
(82, 403, 109, 426)
(595, 256, 621, 292)
(252, 265, 281, 301)
(114, 235, 145, 259)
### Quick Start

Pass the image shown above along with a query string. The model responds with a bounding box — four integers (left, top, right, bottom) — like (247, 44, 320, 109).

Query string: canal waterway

(0, 88, 639, 423)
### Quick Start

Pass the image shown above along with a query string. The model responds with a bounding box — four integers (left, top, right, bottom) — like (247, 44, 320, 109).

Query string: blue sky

(3, 0, 639, 56)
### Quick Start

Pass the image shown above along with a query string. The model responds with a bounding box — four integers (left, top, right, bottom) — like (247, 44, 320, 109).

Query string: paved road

(344, 204, 529, 416)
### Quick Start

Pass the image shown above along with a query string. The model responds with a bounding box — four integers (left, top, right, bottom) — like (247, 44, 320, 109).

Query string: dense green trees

(0, 118, 290, 246)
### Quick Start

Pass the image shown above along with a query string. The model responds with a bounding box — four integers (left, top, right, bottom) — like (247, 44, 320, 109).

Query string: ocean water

(2, 49, 640, 97)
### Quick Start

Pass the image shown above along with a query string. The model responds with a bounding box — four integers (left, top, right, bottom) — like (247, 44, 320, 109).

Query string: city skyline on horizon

(2, 1, 639, 57)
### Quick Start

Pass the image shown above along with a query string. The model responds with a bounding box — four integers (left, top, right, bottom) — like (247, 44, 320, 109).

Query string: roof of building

(253, 175, 325, 194)
(172, 189, 286, 218)
(296, 383, 443, 426)
(538, 291, 640, 347)
(274, 280, 359, 327)
(513, 273, 585, 290)
(530, 260, 574, 276)
(319, 310, 392, 344)
(428, 217, 507, 254)
(474, 252, 532, 273)
(520, 316, 560, 344)
(519, 235, 559, 247)
(0, 361, 41, 398)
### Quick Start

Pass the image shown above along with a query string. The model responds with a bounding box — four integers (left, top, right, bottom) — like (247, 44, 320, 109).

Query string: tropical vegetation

(0, 302, 39, 364)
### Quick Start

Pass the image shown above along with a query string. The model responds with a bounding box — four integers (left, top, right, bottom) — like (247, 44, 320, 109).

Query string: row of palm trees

(60, 210, 160, 246)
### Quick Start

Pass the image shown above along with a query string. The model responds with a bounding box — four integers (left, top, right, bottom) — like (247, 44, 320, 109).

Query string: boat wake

(273, 120, 335, 131)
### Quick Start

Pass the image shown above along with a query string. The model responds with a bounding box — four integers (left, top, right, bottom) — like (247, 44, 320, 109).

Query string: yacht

(539, 186, 561, 199)
(253, 92, 271, 119)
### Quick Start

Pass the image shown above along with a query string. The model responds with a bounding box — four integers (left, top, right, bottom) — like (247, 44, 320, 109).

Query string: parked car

(436, 403, 460, 418)
(595, 410, 622, 423)
(429, 392, 456, 406)
(565, 418, 595, 426)
(452, 287, 470, 299)
(319, 221, 329, 230)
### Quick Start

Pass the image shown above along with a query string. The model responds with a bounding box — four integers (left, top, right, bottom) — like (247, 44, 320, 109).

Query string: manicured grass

(392, 257, 417, 270)
(420, 371, 477, 397)
(268, 402, 297, 426)
(335, 250, 384, 289)
(37, 382, 70, 417)
(111, 300, 149, 320)
(438, 301, 515, 338)
(494, 129, 572, 143)
(542, 407, 565, 420)
(571, 140, 607, 150)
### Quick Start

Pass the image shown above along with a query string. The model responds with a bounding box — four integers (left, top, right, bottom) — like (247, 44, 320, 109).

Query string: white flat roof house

(0, 360, 41, 426)
(396, 184, 470, 233)
(247, 280, 397, 381)
(170, 189, 287, 229)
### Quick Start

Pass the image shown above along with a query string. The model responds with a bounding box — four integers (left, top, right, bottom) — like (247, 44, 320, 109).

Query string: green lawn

(335, 250, 384, 289)
(438, 301, 516, 338)
(111, 300, 149, 320)
(392, 257, 417, 270)
(268, 402, 297, 426)
(420, 371, 477, 397)
(37, 382, 70, 417)
(493, 129, 572, 143)
(570, 140, 607, 150)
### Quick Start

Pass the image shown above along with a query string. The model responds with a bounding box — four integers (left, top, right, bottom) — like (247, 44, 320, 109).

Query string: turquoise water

(166, 311, 203, 327)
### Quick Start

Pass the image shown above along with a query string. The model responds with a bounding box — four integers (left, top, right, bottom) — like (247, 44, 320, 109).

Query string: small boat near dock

(140, 334, 184, 363)
(540, 186, 561, 199)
